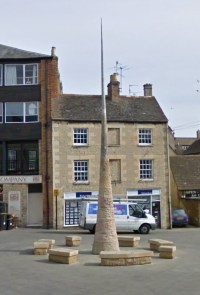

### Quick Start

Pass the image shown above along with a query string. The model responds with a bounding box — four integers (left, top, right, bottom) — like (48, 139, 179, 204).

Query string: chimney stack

(143, 83, 152, 96)
(107, 73, 120, 100)
(51, 46, 56, 57)
(197, 130, 200, 139)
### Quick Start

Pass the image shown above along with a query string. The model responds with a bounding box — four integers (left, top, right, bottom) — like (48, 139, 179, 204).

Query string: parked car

(172, 208, 189, 227)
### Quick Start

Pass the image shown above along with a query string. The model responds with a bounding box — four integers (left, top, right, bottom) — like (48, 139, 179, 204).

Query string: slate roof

(170, 156, 200, 190)
(52, 94, 168, 123)
(0, 44, 50, 59)
(184, 139, 200, 155)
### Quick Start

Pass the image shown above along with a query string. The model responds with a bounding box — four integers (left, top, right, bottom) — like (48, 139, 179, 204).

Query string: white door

(27, 193, 43, 226)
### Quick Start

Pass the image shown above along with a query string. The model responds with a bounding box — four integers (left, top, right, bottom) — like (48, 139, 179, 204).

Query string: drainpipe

(166, 124, 172, 229)
(45, 60, 50, 229)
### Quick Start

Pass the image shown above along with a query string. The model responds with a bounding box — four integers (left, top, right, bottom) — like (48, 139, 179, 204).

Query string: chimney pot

(51, 46, 56, 57)
(143, 83, 152, 96)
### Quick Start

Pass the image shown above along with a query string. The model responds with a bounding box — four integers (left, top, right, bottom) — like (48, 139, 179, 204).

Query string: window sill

(73, 145, 89, 148)
(138, 179, 154, 182)
(138, 144, 153, 147)
(73, 181, 89, 185)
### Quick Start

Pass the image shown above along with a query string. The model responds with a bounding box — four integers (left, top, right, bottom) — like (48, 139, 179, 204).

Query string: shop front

(64, 191, 98, 227)
(0, 175, 42, 227)
(127, 188, 161, 227)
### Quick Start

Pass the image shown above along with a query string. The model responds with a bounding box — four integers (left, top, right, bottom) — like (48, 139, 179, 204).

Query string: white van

(79, 201, 156, 234)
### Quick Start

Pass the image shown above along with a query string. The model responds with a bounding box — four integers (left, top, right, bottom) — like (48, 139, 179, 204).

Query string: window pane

(73, 128, 88, 145)
(0, 103, 2, 123)
(139, 129, 152, 144)
(25, 64, 38, 84)
(8, 150, 17, 171)
(5, 65, 23, 85)
(5, 64, 38, 85)
(0, 65, 2, 86)
(74, 160, 88, 181)
(6, 102, 23, 122)
(25, 102, 38, 122)
(140, 159, 153, 179)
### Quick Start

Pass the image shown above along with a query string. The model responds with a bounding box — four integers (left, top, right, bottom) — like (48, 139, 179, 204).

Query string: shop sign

(0, 175, 42, 184)
(185, 190, 200, 198)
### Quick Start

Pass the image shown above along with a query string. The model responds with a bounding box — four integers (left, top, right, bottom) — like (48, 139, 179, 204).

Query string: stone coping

(34, 242, 50, 249)
(49, 248, 78, 257)
(65, 236, 82, 241)
(118, 236, 140, 241)
(148, 239, 174, 246)
(100, 250, 153, 259)
(159, 246, 176, 252)
(38, 239, 55, 245)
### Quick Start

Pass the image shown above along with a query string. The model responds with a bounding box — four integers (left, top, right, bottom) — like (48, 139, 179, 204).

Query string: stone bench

(148, 239, 175, 251)
(49, 248, 79, 264)
(38, 239, 55, 249)
(33, 241, 50, 255)
(65, 236, 82, 247)
(118, 236, 140, 247)
(159, 246, 176, 259)
(100, 250, 153, 266)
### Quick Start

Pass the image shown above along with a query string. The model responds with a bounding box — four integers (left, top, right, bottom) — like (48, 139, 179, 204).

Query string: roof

(0, 44, 50, 59)
(52, 94, 168, 123)
(175, 137, 196, 147)
(184, 139, 200, 155)
(170, 156, 200, 190)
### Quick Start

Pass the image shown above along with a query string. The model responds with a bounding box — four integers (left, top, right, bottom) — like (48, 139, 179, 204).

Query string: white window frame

(73, 128, 88, 146)
(5, 64, 38, 86)
(73, 160, 89, 183)
(0, 64, 2, 86)
(138, 128, 152, 145)
(139, 159, 153, 180)
(5, 101, 39, 123)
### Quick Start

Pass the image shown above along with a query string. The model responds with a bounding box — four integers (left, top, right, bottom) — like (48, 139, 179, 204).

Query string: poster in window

(8, 191, 20, 217)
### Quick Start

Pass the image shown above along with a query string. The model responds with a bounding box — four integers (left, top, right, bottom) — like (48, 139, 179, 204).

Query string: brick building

(52, 74, 171, 229)
(0, 44, 61, 227)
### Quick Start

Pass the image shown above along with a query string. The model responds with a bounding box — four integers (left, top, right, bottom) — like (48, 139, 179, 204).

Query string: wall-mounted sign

(185, 190, 200, 198)
(0, 175, 42, 184)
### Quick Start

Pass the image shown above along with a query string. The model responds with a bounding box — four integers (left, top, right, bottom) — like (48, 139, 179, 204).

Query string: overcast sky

(1, 0, 200, 137)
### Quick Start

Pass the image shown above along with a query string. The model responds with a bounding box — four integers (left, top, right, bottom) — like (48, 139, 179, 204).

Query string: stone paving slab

(0, 227, 200, 295)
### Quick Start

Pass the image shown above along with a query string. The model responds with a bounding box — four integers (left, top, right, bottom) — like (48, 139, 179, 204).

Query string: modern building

(0, 44, 61, 228)
(52, 74, 171, 229)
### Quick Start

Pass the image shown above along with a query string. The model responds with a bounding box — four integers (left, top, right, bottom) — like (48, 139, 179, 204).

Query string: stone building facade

(52, 74, 171, 229)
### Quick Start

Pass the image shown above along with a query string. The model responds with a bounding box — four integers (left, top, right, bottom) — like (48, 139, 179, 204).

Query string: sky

(1, 0, 200, 137)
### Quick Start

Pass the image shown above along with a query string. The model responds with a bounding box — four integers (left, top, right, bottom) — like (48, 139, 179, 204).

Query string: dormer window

(5, 64, 38, 85)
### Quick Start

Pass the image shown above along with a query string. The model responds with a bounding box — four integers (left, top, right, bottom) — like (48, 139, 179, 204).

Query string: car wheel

(89, 225, 96, 234)
(139, 224, 150, 234)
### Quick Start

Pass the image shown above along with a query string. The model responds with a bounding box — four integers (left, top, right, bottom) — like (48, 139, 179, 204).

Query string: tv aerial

(114, 61, 131, 93)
